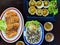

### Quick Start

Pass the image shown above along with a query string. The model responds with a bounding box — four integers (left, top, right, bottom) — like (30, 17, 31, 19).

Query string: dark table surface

(0, 0, 60, 45)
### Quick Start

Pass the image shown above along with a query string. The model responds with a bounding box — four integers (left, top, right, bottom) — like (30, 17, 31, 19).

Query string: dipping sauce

(44, 22, 53, 31)
(45, 33, 54, 42)
(16, 41, 25, 45)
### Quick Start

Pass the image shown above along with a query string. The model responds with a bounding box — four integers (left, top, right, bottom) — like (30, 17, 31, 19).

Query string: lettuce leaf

(53, 8, 58, 15)
(0, 20, 7, 31)
(48, 0, 58, 15)
(25, 20, 40, 28)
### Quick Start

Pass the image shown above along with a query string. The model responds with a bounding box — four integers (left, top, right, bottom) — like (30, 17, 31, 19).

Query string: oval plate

(23, 23, 44, 45)
(0, 7, 24, 43)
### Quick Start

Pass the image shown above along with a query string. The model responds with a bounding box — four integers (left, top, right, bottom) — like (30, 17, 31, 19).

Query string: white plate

(0, 7, 24, 43)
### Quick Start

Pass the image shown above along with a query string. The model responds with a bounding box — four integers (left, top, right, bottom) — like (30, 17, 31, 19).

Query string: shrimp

(14, 16, 19, 22)
(6, 11, 17, 16)
(13, 23, 19, 30)
(6, 24, 13, 30)
(5, 11, 19, 38)
(7, 31, 17, 38)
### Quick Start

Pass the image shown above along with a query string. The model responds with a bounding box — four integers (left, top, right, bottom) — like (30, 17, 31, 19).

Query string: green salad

(48, 0, 58, 15)
(0, 20, 7, 31)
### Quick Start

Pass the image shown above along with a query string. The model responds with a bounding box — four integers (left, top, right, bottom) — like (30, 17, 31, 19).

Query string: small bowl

(16, 41, 25, 45)
(44, 22, 53, 31)
(45, 33, 54, 42)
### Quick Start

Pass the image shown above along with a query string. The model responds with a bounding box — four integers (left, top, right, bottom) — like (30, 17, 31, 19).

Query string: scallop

(28, 6, 36, 15)
(42, 8, 49, 17)
(29, 0, 36, 6)
(44, 1, 49, 8)
(36, 1, 44, 8)
(36, 8, 43, 16)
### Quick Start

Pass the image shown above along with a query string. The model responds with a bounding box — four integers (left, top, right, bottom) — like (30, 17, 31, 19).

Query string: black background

(0, 0, 60, 45)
